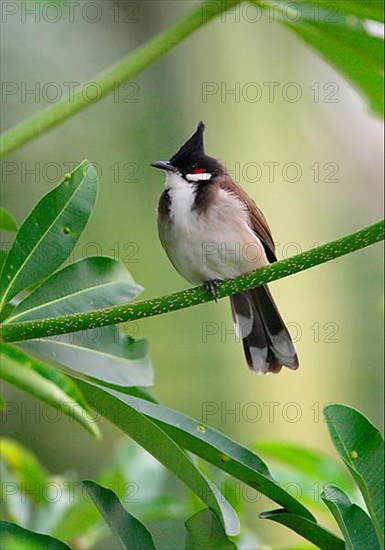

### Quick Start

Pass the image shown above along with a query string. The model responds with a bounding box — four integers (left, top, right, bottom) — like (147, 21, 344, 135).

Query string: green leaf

(114, 386, 158, 402)
(253, 464, 338, 518)
(303, 0, 385, 23)
(185, 508, 237, 550)
(7, 257, 143, 323)
(286, 20, 384, 116)
(50, 483, 101, 544)
(76, 381, 240, 537)
(0, 438, 49, 506)
(321, 485, 380, 550)
(0, 521, 70, 550)
(53, 441, 172, 543)
(254, 441, 355, 492)
(259, 509, 345, 549)
(0, 160, 98, 311)
(0, 208, 18, 232)
(135, 397, 315, 520)
(0, 343, 100, 438)
(21, 325, 153, 388)
(79, 386, 315, 522)
(83, 480, 157, 550)
(324, 404, 384, 545)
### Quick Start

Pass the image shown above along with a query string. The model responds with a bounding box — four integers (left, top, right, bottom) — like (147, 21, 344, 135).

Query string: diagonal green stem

(1, 220, 383, 343)
(0, 0, 240, 158)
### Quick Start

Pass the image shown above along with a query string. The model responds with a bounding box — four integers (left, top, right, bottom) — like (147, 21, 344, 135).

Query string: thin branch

(1, 220, 383, 343)
(0, 0, 240, 157)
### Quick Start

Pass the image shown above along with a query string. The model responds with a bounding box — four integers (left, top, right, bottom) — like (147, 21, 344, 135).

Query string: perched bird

(151, 122, 298, 374)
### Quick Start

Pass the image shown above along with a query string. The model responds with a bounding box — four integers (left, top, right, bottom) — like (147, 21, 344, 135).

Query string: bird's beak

(151, 161, 176, 172)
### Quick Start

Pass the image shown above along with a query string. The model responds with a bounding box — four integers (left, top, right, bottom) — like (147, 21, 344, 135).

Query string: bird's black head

(151, 122, 223, 183)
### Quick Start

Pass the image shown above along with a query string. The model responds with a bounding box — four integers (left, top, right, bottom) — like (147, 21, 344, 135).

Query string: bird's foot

(205, 280, 220, 302)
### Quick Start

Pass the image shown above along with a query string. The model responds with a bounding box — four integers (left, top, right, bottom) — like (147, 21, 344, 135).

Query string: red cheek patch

(192, 168, 206, 174)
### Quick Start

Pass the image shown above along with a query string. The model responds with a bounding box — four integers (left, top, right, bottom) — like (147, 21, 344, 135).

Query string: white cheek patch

(186, 172, 212, 182)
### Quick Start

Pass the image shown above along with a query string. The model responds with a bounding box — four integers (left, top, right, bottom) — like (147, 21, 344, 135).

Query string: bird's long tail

(230, 285, 299, 374)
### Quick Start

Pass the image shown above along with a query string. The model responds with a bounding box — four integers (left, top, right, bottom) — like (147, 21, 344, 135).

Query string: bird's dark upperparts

(151, 122, 299, 374)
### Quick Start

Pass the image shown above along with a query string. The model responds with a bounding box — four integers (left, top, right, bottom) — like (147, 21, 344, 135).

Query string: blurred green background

(1, 1, 383, 547)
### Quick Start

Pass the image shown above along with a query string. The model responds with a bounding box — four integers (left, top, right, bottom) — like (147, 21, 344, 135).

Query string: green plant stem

(0, 0, 240, 158)
(1, 220, 383, 343)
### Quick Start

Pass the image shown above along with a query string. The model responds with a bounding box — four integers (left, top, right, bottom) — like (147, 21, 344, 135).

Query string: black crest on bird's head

(168, 122, 222, 176)
(169, 122, 205, 167)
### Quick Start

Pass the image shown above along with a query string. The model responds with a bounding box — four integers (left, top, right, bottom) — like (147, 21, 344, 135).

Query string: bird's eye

(192, 168, 206, 174)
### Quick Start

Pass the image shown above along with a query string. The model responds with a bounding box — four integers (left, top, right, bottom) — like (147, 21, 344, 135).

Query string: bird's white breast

(165, 172, 197, 229)
(159, 171, 268, 285)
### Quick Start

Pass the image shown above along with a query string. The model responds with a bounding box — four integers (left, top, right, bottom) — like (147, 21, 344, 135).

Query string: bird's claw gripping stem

(205, 280, 219, 302)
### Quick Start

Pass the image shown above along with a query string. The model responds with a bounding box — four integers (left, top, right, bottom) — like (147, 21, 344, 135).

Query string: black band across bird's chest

(158, 180, 216, 221)
(192, 179, 216, 214)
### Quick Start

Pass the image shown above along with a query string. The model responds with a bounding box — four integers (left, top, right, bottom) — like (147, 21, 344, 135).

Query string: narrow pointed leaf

(254, 441, 355, 493)
(185, 508, 237, 550)
(78, 384, 315, 521)
(0, 438, 49, 506)
(259, 509, 345, 549)
(53, 442, 170, 542)
(7, 257, 143, 323)
(321, 485, 380, 550)
(324, 404, 384, 545)
(21, 326, 153, 388)
(0, 160, 98, 310)
(76, 381, 240, 537)
(0, 208, 18, 232)
(83, 480, 156, 550)
(0, 521, 70, 550)
(303, 0, 384, 23)
(0, 343, 100, 438)
(286, 20, 383, 116)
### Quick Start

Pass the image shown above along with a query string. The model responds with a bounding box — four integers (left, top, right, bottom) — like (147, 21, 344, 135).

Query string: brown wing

(218, 173, 277, 263)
